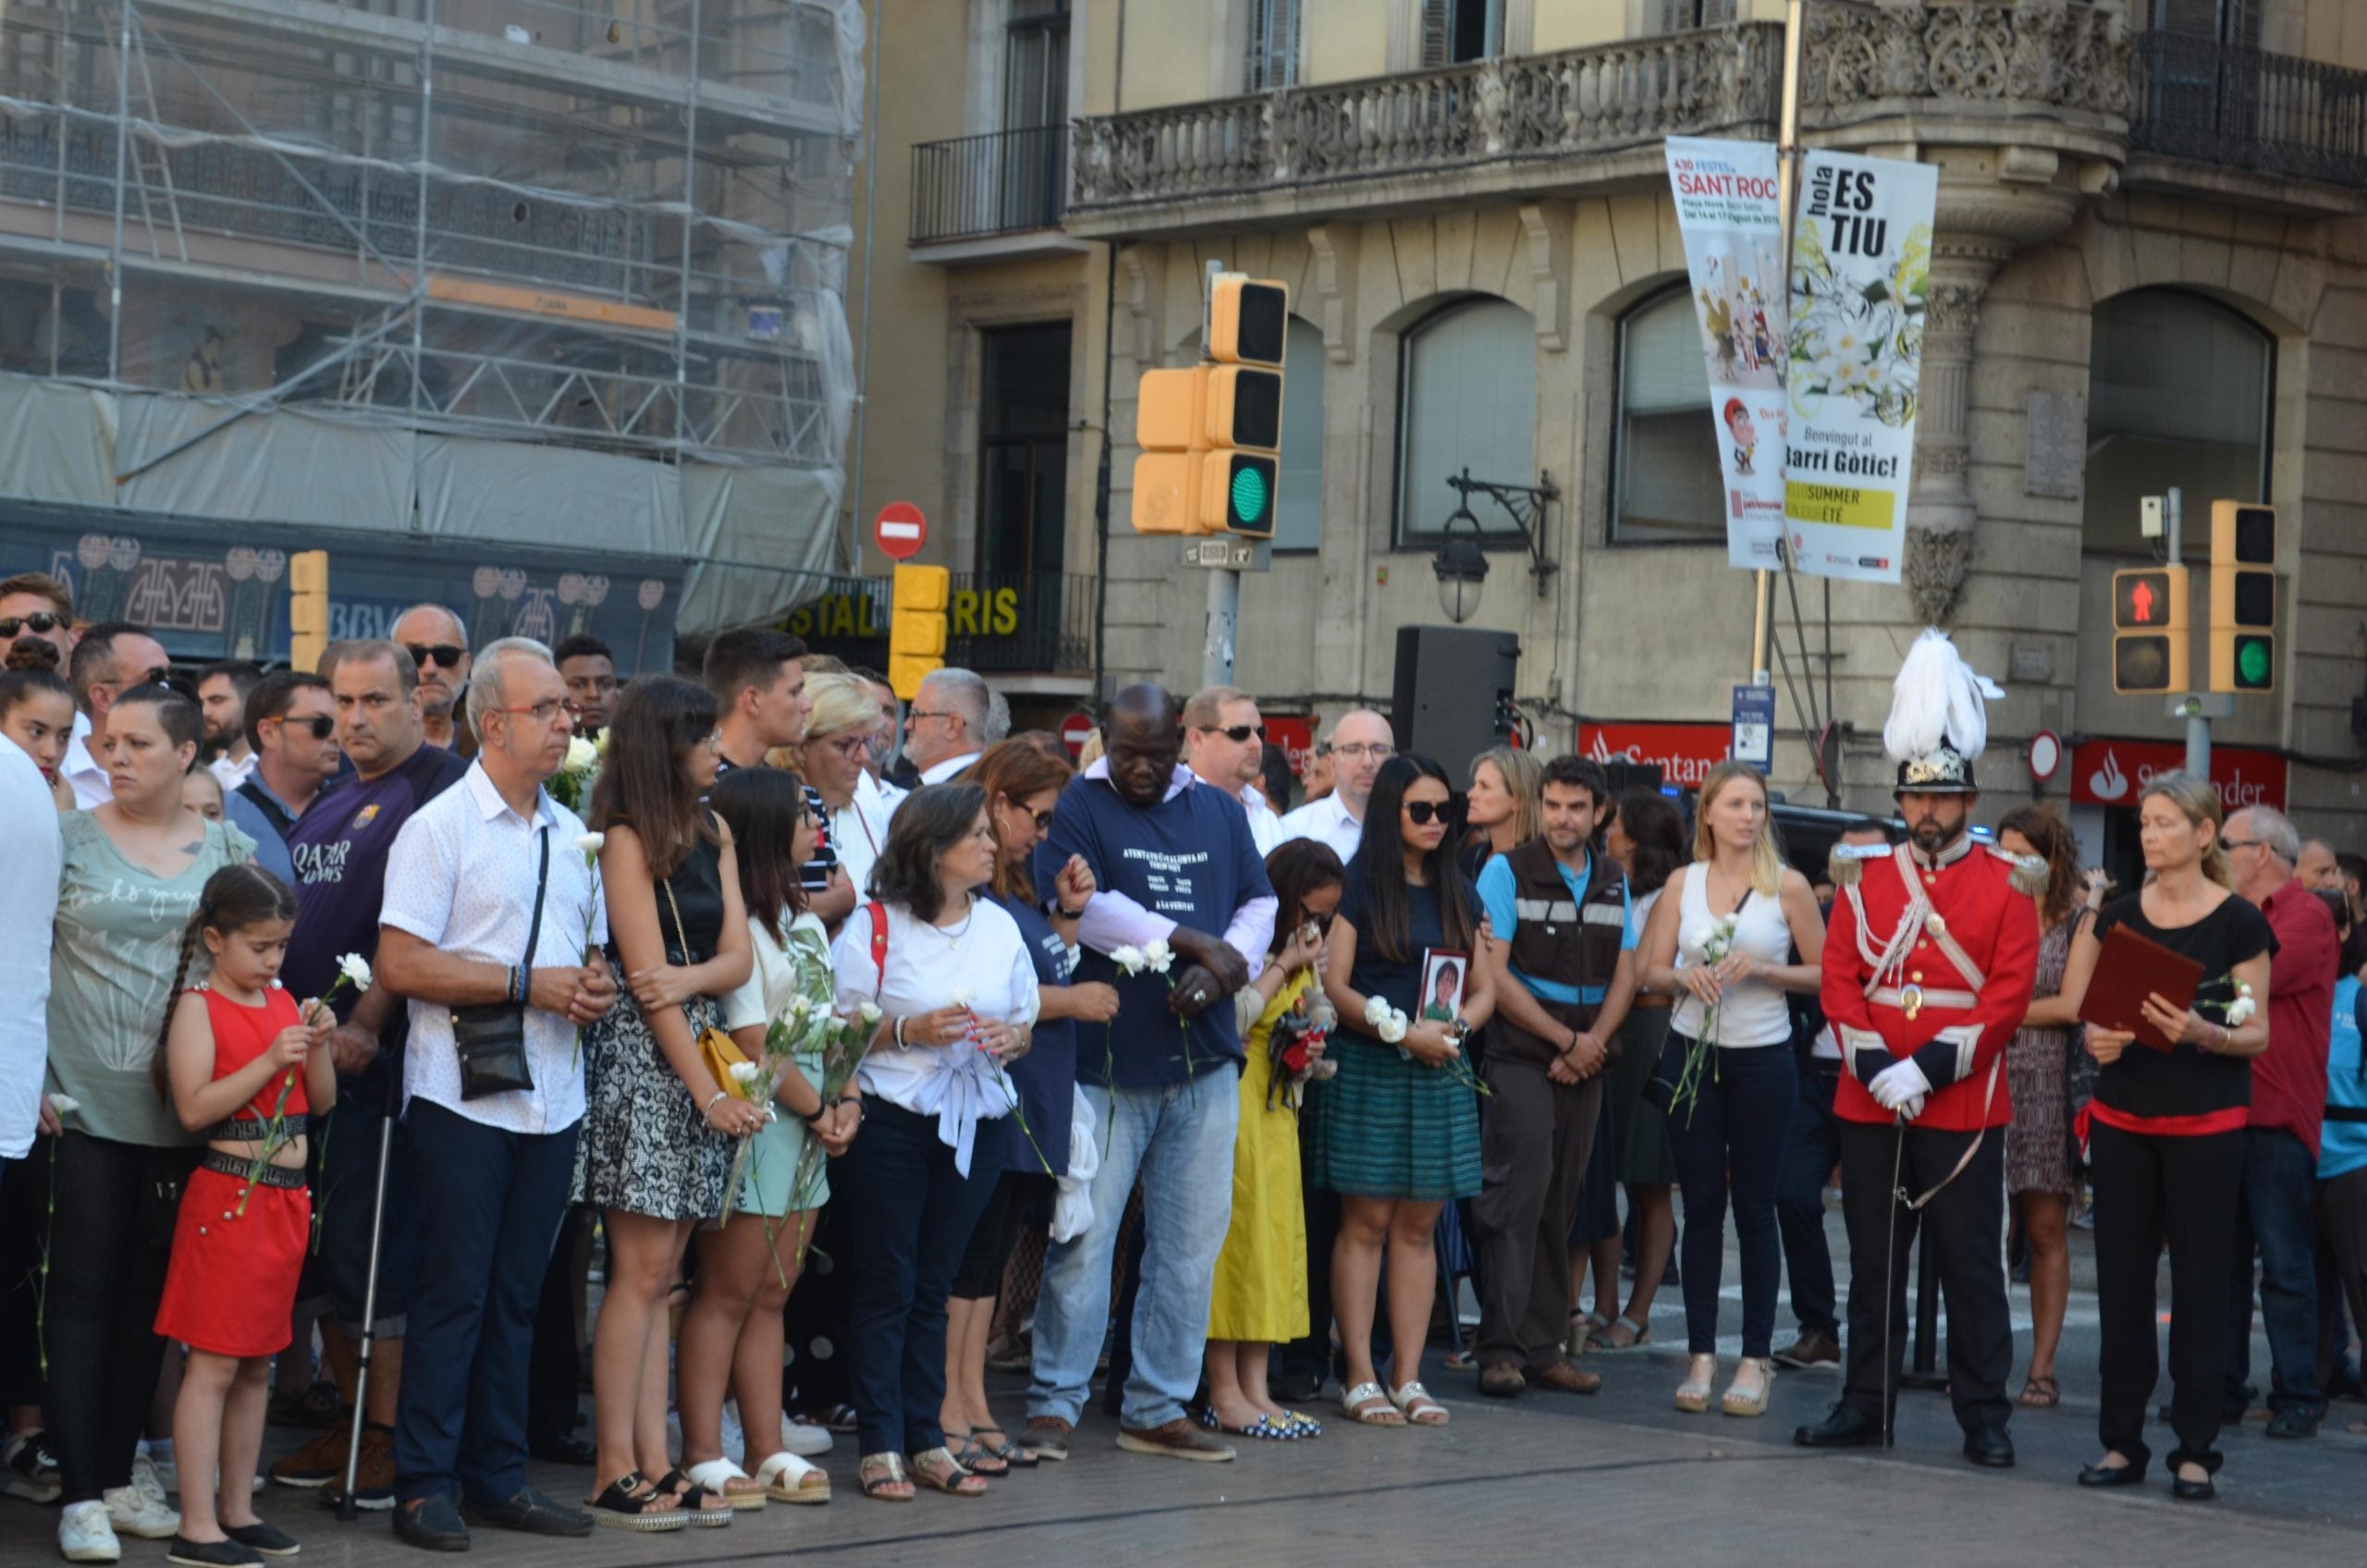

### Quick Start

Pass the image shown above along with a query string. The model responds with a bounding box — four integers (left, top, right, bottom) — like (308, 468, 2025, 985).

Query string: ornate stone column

(1901, 234, 2014, 624)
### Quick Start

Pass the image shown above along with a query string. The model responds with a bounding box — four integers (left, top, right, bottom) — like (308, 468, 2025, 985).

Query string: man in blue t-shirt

(1023, 685, 1275, 1464)
(272, 639, 469, 1507)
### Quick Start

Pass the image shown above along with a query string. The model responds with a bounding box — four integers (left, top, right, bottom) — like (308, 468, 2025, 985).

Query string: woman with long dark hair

(1993, 805, 2098, 1412)
(2057, 774, 2274, 1501)
(1316, 755, 1494, 1429)
(572, 677, 755, 1530)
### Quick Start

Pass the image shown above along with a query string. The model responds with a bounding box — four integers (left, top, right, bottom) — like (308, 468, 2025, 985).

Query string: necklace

(937, 897, 976, 950)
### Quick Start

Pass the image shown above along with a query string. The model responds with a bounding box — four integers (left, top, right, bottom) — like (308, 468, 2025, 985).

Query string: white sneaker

(131, 1452, 170, 1507)
(101, 1481, 178, 1540)
(778, 1416, 832, 1457)
(4, 1430, 62, 1503)
(58, 1501, 120, 1563)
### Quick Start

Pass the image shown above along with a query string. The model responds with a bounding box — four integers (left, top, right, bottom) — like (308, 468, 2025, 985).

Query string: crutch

(337, 1075, 399, 1523)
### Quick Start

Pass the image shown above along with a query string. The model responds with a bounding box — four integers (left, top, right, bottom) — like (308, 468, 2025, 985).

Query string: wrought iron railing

(911, 126, 1068, 243)
(945, 570, 1095, 673)
(2128, 31, 2367, 189)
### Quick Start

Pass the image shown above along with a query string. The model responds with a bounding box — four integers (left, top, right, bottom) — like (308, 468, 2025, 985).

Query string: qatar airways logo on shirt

(291, 839, 352, 886)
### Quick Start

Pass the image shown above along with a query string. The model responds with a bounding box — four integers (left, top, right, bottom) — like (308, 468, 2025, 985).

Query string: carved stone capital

(1305, 223, 1359, 365)
(1516, 202, 1570, 353)
(1903, 524, 1977, 625)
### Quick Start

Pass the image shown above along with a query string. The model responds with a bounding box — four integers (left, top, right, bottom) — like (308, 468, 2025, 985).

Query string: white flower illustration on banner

(1789, 221, 1929, 429)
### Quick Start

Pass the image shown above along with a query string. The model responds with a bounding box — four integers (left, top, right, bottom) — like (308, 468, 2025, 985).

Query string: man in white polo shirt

(1277, 708, 1392, 862)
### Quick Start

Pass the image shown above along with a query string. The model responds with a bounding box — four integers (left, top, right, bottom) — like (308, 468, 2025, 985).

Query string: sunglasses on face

(1200, 723, 1265, 744)
(272, 714, 336, 740)
(1005, 795, 1055, 832)
(109, 666, 171, 692)
(404, 643, 466, 670)
(0, 613, 62, 637)
(1404, 801, 1445, 826)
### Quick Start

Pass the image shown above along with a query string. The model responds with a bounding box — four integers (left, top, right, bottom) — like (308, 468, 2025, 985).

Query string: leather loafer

(2171, 1475, 2216, 1502)
(1793, 1405, 1885, 1449)
(2264, 1406, 2321, 1440)
(1962, 1422, 2015, 1468)
(392, 1497, 470, 1553)
(462, 1487, 594, 1537)
(2078, 1460, 2145, 1488)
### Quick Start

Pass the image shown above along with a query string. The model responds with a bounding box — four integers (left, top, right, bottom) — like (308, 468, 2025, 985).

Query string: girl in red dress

(152, 865, 337, 1567)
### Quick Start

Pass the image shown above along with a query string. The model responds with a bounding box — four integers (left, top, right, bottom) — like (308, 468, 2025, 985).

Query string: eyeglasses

(1006, 795, 1055, 832)
(908, 708, 958, 727)
(270, 714, 336, 740)
(0, 613, 62, 637)
(104, 665, 172, 692)
(1404, 801, 1444, 826)
(1196, 723, 1266, 744)
(404, 643, 467, 670)
(489, 698, 570, 726)
(822, 732, 871, 757)
(2220, 836, 2292, 863)
(1334, 742, 1395, 761)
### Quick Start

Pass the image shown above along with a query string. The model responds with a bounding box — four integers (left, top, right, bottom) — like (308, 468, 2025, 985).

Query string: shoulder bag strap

(521, 822, 551, 974)
(866, 900, 889, 1001)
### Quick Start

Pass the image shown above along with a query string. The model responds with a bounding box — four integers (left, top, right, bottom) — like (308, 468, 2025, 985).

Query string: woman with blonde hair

(797, 672, 897, 900)
(1637, 761, 1825, 1417)
(2056, 773, 2273, 1502)
(1459, 746, 1542, 880)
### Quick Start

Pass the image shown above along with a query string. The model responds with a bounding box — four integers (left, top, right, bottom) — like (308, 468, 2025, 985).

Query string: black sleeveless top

(651, 832, 727, 966)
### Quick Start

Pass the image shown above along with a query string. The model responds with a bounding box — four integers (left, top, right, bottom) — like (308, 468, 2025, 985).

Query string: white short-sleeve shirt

(380, 763, 607, 1134)
(1276, 790, 1365, 864)
(0, 738, 60, 1158)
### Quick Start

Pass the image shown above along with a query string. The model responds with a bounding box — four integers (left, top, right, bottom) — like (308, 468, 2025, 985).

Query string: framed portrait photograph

(1419, 949, 1468, 1025)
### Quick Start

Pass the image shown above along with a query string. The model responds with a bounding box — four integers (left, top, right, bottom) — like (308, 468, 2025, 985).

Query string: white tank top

(1668, 863, 1795, 1047)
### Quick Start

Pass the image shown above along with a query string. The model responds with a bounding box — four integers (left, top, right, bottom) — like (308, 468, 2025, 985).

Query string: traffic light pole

(1201, 257, 1239, 686)
(2162, 487, 2211, 779)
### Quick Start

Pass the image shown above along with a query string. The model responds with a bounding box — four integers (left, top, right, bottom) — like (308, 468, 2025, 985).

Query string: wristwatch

(1055, 900, 1087, 920)
(1448, 1016, 1472, 1045)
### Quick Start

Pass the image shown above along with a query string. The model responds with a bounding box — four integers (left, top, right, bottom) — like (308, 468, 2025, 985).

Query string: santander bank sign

(1577, 723, 1732, 789)
(2069, 739, 2287, 814)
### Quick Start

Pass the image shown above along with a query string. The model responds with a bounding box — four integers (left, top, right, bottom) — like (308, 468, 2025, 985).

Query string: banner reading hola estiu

(1782, 149, 1938, 586)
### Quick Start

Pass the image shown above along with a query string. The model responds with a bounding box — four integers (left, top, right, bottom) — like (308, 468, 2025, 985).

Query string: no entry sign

(874, 502, 926, 561)
(1060, 713, 1095, 759)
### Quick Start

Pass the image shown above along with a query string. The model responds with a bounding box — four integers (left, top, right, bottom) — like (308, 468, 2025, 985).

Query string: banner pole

(1752, 0, 1808, 688)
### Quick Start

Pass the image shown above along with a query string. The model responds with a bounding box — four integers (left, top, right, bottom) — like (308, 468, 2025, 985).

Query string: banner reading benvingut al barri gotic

(1664, 137, 1787, 570)
(1782, 149, 1938, 585)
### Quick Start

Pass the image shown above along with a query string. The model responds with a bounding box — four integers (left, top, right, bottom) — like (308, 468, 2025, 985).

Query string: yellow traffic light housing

(887, 563, 950, 701)
(1131, 367, 1207, 535)
(288, 549, 330, 676)
(1131, 276, 1293, 540)
(2110, 564, 2188, 695)
(2208, 500, 2275, 694)
(1208, 277, 1286, 367)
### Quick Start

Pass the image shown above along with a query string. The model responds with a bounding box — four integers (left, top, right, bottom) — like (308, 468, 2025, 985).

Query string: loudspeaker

(1391, 625, 1520, 785)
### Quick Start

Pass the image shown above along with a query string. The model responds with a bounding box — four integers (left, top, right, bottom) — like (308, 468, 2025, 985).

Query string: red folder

(2078, 923, 2205, 1052)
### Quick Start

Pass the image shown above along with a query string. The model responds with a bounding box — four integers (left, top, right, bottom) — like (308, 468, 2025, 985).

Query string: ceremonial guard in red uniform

(1794, 630, 2042, 1467)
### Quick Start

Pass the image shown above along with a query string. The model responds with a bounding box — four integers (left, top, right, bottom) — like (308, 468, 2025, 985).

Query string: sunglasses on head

(0, 612, 62, 637)
(1197, 722, 1265, 744)
(1404, 801, 1445, 826)
(273, 714, 336, 740)
(405, 643, 466, 669)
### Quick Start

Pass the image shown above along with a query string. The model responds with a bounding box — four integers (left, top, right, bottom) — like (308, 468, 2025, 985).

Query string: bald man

(391, 604, 472, 752)
(1277, 709, 1393, 862)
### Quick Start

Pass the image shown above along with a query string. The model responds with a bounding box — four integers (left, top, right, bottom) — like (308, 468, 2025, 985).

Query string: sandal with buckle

(947, 1435, 1008, 1476)
(584, 1472, 686, 1532)
(856, 1453, 912, 1502)
(908, 1446, 987, 1498)
(1674, 1354, 1717, 1414)
(1721, 1358, 1773, 1417)
(655, 1468, 734, 1527)
(1388, 1381, 1449, 1427)
(2017, 1374, 2061, 1408)
(1340, 1381, 1404, 1427)
(1589, 1313, 1653, 1353)
(972, 1427, 1036, 1470)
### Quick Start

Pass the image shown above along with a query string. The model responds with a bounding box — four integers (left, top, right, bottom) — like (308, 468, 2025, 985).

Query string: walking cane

(337, 1076, 400, 1523)
(1880, 1112, 1907, 1448)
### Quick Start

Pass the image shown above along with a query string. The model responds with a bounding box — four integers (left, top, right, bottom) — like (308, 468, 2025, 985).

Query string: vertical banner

(1663, 137, 1787, 570)
(1783, 150, 1939, 584)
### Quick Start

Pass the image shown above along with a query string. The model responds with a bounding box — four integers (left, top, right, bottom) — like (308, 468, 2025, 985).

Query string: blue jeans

(392, 1100, 578, 1507)
(1663, 1036, 1794, 1357)
(1777, 1063, 1844, 1338)
(1030, 1071, 1240, 1430)
(2226, 1126, 2324, 1415)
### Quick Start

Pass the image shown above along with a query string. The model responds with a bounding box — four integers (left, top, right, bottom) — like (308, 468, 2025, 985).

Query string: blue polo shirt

(2323, 975, 2367, 1181)
(1474, 847, 1635, 1007)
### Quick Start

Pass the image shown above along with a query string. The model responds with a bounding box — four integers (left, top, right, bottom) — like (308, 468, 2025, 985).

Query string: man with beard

(392, 605, 472, 753)
(1795, 630, 2040, 1469)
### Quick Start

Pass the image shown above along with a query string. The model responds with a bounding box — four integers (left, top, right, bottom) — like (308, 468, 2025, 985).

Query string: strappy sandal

(681, 1458, 767, 1511)
(908, 1446, 987, 1498)
(1388, 1381, 1449, 1427)
(973, 1427, 1036, 1469)
(1674, 1354, 1717, 1414)
(584, 1472, 687, 1532)
(1588, 1313, 1653, 1353)
(751, 1451, 830, 1505)
(857, 1452, 912, 1502)
(1340, 1381, 1404, 1427)
(948, 1435, 1009, 1476)
(1567, 1310, 1613, 1357)
(1721, 1358, 1773, 1417)
(2017, 1374, 2062, 1408)
(656, 1467, 734, 1527)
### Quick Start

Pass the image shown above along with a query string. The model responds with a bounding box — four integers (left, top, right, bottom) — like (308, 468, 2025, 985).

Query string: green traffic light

(2238, 636, 2270, 687)
(1232, 464, 1268, 523)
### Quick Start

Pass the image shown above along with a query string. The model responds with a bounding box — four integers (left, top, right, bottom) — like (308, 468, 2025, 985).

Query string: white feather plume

(1883, 628, 1991, 764)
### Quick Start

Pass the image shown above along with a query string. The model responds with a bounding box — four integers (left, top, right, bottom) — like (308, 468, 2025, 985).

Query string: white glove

(1868, 1058, 1932, 1114)
(1897, 1094, 1926, 1122)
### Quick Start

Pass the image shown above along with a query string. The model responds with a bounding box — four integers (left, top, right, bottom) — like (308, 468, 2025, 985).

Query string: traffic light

(2209, 500, 2275, 694)
(1130, 366, 1207, 535)
(1129, 276, 1289, 538)
(2111, 564, 2188, 695)
(886, 563, 949, 702)
(288, 550, 329, 675)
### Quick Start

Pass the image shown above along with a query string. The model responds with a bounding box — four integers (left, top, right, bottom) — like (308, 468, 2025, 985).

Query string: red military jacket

(1823, 834, 2041, 1133)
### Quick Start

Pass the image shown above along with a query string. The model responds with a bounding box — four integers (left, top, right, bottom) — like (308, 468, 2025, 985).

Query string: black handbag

(451, 826, 552, 1100)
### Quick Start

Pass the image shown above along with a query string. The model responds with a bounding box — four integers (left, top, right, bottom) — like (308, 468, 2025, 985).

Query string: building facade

(850, 0, 2367, 858)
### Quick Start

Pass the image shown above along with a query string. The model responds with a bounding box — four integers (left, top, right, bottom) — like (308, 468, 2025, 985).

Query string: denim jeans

(1663, 1037, 1794, 1357)
(1029, 1070, 1240, 1430)
(2225, 1125, 2324, 1415)
(1777, 1063, 1844, 1338)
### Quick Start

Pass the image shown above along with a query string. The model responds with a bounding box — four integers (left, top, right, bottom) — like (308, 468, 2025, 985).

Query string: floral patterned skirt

(571, 993, 732, 1220)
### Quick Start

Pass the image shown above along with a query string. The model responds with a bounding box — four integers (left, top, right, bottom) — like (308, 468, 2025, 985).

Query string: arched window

(1610, 285, 1723, 544)
(2084, 289, 2271, 557)
(1274, 315, 1326, 552)
(1394, 297, 1535, 545)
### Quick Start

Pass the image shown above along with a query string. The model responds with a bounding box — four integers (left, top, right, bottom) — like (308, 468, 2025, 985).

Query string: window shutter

(1418, 0, 1450, 67)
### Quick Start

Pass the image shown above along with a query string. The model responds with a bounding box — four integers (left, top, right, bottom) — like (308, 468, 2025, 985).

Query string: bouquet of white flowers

(547, 732, 602, 815)
(1667, 913, 1740, 1126)
(1362, 994, 1489, 1096)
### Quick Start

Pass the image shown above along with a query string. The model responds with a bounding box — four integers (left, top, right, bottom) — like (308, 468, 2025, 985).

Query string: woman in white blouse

(830, 783, 1036, 1502)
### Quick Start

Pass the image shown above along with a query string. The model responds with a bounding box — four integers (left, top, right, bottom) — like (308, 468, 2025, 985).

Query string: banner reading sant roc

(1663, 137, 1787, 570)
(1782, 149, 1938, 585)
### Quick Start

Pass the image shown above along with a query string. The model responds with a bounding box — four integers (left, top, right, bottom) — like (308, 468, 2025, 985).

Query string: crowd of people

(2, 570, 2365, 1561)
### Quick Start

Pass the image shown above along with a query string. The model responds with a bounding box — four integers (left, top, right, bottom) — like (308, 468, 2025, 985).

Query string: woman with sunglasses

(1316, 755, 1494, 1429)
(938, 741, 1110, 1474)
(796, 673, 897, 902)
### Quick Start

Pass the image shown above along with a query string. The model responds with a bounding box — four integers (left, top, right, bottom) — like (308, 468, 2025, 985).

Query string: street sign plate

(1731, 683, 1774, 771)
(1182, 539, 1269, 571)
(873, 502, 926, 561)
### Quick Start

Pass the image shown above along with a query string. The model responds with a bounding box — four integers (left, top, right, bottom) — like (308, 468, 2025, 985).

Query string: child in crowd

(0, 660, 76, 811)
(181, 767, 227, 823)
(152, 866, 336, 1567)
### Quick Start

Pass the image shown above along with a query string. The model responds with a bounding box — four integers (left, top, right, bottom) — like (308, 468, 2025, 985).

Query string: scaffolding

(0, 0, 865, 631)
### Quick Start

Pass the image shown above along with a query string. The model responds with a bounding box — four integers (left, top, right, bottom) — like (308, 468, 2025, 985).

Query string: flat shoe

(1340, 1381, 1404, 1427)
(2078, 1461, 2146, 1488)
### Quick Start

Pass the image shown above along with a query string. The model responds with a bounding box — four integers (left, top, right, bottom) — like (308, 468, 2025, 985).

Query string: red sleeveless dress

(154, 986, 312, 1357)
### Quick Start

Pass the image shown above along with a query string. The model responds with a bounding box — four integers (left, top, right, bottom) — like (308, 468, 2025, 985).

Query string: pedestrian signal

(2111, 565, 2187, 695)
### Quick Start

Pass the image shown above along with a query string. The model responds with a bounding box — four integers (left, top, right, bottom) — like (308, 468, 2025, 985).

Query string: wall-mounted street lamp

(1431, 467, 1560, 624)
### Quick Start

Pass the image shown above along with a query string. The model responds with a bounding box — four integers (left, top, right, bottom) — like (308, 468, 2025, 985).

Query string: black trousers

(1472, 1057, 1600, 1369)
(1834, 1119, 2011, 1435)
(526, 1206, 591, 1448)
(47, 1133, 194, 1505)
(2091, 1122, 2244, 1474)
(0, 1147, 48, 1412)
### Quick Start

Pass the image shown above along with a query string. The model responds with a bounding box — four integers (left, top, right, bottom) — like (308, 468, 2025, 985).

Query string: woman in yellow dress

(1203, 839, 1345, 1439)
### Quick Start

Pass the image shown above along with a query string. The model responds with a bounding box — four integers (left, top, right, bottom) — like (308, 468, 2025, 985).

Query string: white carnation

(576, 831, 606, 857)
(2224, 996, 2256, 1027)
(1142, 937, 1174, 974)
(1111, 944, 1147, 975)
(1364, 995, 1392, 1027)
(45, 1093, 79, 1116)
(857, 1000, 882, 1023)
(337, 953, 374, 992)
(950, 988, 972, 1009)
(1682, 923, 1711, 958)
(1377, 1013, 1408, 1045)
(727, 1060, 760, 1085)
(563, 735, 599, 774)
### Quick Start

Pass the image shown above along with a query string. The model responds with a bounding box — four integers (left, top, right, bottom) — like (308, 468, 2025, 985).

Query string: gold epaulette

(1829, 841, 1889, 889)
(1988, 844, 2049, 898)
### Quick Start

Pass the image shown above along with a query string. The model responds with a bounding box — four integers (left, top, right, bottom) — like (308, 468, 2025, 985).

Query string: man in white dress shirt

(1275, 707, 1393, 863)
(0, 733, 60, 1193)
(902, 667, 1006, 788)
(1183, 684, 1282, 857)
(62, 621, 171, 808)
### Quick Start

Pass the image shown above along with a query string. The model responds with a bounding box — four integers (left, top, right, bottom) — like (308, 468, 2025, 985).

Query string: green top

(47, 810, 254, 1147)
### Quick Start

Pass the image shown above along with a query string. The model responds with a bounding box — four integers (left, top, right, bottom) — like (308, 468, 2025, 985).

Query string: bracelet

(703, 1088, 727, 1115)
(893, 1015, 908, 1049)
(1056, 902, 1086, 920)
(800, 1102, 828, 1126)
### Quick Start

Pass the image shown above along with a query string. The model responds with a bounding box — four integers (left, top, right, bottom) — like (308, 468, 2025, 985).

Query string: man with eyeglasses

(1278, 708, 1393, 863)
(221, 669, 342, 887)
(903, 667, 1007, 788)
(272, 638, 471, 1509)
(392, 604, 473, 753)
(2220, 804, 2340, 1438)
(1183, 684, 1282, 856)
(60, 620, 170, 808)
(0, 571, 78, 665)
